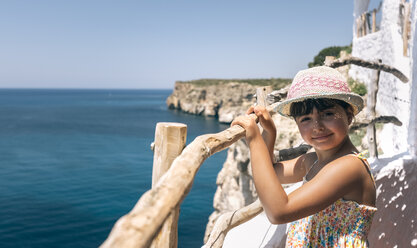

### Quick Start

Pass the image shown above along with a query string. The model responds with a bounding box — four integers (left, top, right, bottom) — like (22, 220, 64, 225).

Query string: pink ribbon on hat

(287, 75, 351, 99)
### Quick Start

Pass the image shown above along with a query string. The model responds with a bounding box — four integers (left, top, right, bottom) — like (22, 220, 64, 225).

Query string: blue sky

(0, 1, 354, 89)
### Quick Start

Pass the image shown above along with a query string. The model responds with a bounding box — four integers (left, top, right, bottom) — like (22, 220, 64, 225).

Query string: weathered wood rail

(355, 2, 381, 37)
(356, 1, 411, 56)
(150, 122, 187, 247)
(100, 124, 247, 247)
(100, 88, 275, 248)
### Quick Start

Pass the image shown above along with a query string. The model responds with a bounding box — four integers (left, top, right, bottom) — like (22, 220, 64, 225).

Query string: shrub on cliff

(308, 45, 352, 68)
(348, 78, 367, 96)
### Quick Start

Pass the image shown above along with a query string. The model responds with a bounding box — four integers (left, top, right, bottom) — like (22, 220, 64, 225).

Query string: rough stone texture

(368, 154, 417, 248)
(410, 0, 417, 157)
(166, 82, 257, 123)
(351, 1, 417, 246)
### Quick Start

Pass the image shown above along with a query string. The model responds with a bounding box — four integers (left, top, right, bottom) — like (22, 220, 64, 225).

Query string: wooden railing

(99, 88, 278, 247)
(400, 0, 412, 56)
(356, 3, 382, 37)
(356, 1, 411, 56)
(100, 61, 408, 247)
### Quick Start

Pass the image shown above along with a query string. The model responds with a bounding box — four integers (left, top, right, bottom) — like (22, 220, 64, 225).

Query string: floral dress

(285, 154, 377, 247)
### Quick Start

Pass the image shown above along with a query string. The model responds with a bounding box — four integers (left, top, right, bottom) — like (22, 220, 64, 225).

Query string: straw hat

(275, 66, 364, 117)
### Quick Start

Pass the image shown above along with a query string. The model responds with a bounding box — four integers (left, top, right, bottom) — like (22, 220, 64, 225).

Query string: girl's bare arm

(232, 115, 368, 225)
(250, 137, 367, 224)
(247, 106, 276, 162)
(273, 154, 311, 184)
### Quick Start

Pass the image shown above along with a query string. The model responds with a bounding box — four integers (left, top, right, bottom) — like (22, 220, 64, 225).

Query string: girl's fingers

(231, 115, 256, 128)
(247, 106, 268, 118)
(231, 118, 241, 127)
(254, 106, 267, 115)
(231, 116, 246, 127)
(253, 106, 270, 120)
(246, 106, 255, 115)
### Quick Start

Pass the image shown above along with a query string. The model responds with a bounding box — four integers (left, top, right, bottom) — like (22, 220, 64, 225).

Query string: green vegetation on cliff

(348, 78, 367, 96)
(177, 78, 292, 90)
(308, 45, 352, 68)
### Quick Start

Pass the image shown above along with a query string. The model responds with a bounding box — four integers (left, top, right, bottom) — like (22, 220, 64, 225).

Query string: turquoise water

(0, 89, 228, 247)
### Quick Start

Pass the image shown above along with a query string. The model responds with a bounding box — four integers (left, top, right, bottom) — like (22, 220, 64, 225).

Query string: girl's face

(295, 105, 351, 151)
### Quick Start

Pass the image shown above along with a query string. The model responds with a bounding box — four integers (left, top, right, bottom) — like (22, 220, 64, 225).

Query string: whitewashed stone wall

(410, 0, 417, 157)
(350, 0, 413, 156)
(350, 1, 417, 246)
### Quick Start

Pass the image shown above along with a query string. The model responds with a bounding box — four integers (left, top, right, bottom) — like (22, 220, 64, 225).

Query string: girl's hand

(246, 106, 276, 134)
(231, 114, 261, 142)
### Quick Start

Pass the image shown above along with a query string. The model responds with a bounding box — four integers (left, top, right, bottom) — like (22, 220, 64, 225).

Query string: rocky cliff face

(166, 81, 259, 123)
(166, 81, 304, 241)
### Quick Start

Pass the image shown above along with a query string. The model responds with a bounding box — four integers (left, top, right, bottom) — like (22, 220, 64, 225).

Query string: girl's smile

(311, 133, 334, 141)
(295, 105, 350, 151)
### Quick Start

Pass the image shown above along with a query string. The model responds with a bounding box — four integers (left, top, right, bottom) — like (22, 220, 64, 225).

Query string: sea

(0, 89, 229, 248)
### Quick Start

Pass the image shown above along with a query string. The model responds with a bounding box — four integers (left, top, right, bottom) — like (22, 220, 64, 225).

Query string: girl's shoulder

(306, 152, 368, 182)
(340, 152, 374, 181)
(324, 153, 372, 180)
(335, 152, 369, 167)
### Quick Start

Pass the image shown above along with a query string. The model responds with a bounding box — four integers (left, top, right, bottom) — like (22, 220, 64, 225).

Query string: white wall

(409, 0, 417, 157)
(349, 0, 413, 156)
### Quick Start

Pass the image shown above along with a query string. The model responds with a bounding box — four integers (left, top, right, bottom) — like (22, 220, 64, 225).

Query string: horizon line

(0, 87, 173, 91)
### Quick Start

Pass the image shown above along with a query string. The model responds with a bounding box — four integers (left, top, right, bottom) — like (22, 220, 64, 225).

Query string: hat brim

(274, 93, 364, 117)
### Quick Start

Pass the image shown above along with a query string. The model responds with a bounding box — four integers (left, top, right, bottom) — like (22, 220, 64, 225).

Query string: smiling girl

(231, 66, 377, 247)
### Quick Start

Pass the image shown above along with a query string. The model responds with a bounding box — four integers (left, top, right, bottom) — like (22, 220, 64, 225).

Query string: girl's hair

(289, 98, 354, 118)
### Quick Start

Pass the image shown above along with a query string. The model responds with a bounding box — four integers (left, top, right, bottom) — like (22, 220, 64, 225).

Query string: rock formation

(166, 81, 259, 123)
(166, 80, 304, 241)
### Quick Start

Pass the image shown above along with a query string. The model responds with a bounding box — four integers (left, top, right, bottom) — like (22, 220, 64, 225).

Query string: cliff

(166, 79, 290, 123)
(165, 80, 304, 241)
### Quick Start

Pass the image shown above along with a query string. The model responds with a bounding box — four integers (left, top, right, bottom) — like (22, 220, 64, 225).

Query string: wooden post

(356, 17, 361, 37)
(361, 13, 366, 36)
(256, 86, 271, 107)
(324, 56, 336, 66)
(150, 122, 187, 248)
(372, 9, 376, 33)
(367, 61, 381, 158)
(256, 86, 272, 161)
(255, 86, 271, 134)
(403, 2, 411, 56)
